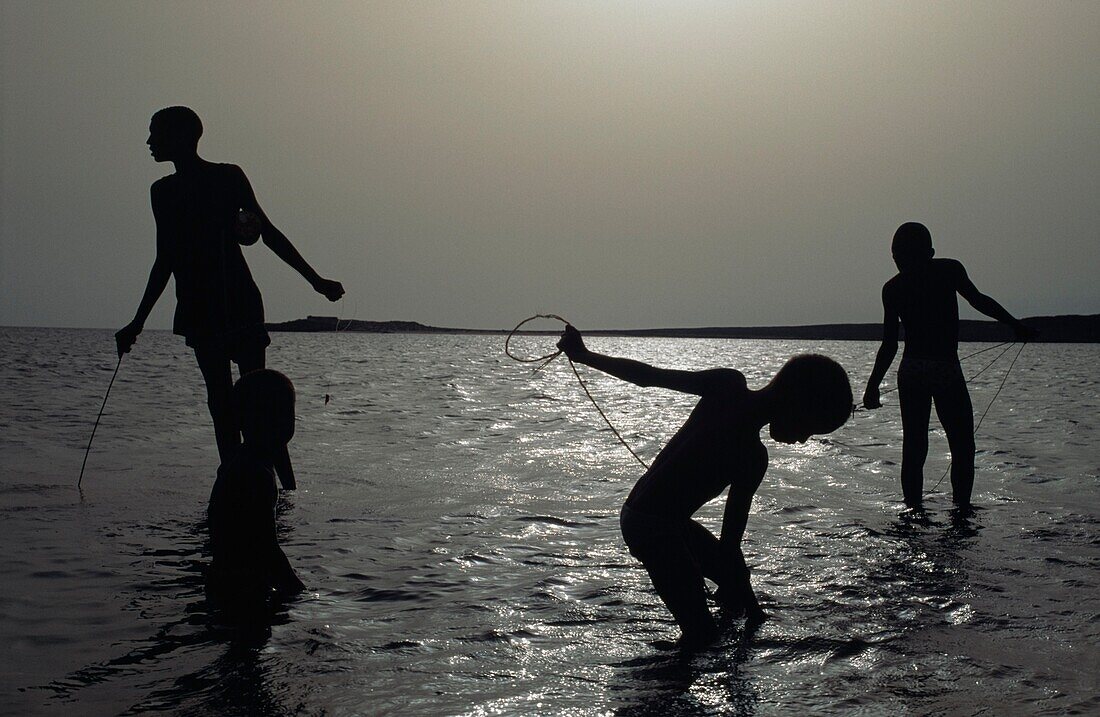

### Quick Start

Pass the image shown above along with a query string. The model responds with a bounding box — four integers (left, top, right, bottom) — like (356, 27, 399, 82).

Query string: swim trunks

(898, 357, 964, 393)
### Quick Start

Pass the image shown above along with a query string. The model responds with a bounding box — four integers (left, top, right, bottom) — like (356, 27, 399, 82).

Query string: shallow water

(1, 326, 1097, 716)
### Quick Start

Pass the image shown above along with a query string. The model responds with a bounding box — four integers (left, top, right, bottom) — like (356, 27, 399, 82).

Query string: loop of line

(505, 315, 649, 470)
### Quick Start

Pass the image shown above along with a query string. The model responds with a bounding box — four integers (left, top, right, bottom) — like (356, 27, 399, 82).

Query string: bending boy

(557, 326, 852, 648)
(116, 106, 344, 488)
(862, 222, 1033, 508)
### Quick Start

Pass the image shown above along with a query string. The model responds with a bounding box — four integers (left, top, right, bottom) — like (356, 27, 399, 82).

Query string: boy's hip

(620, 503, 688, 547)
(898, 356, 965, 393)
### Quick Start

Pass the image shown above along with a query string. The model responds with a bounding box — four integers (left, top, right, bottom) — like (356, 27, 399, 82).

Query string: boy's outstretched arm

(954, 263, 1036, 341)
(236, 167, 345, 302)
(863, 286, 899, 409)
(718, 483, 765, 623)
(116, 186, 172, 357)
(556, 325, 732, 395)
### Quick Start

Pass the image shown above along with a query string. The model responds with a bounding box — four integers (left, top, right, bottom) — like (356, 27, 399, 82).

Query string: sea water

(0, 326, 1097, 716)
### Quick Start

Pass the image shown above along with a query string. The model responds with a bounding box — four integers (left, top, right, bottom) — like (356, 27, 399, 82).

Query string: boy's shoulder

(699, 368, 748, 396)
(930, 257, 965, 274)
(150, 173, 177, 194)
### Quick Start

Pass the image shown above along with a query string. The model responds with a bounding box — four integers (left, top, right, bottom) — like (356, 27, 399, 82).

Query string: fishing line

(505, 314, 649, 470)
(323, 295, 350, 405)
(927, 341, 1027, 495)
(78, 355, 123, 489)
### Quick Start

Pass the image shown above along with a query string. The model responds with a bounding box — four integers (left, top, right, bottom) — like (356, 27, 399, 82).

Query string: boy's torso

(154, 163, 264, 339)
(625, 391, 766, 519)
(208, 448, 278, 567)
(886, 258, 964, 361)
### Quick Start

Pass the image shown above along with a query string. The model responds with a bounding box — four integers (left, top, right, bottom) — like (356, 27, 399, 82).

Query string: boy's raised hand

(556, 324, 587, 360)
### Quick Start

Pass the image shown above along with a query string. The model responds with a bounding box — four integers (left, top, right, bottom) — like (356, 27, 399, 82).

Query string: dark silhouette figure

(206, 369, 305, 607)
(116, 106, 344, 489)
(556, 325, 852, 649)
(862, 222, 1034, 508)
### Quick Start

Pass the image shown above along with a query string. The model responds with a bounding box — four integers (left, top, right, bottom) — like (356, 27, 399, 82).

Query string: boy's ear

(928, 247, 935, 258)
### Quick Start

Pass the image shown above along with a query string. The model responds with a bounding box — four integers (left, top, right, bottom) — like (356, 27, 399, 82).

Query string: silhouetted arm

(236, 167, 345, 302)
(557, 325, 738, 396)
(862, 285, 899, 409)
(116, 185, 172, 357)
(718, 482, 765, 622)
(954, 262, 1034, 340)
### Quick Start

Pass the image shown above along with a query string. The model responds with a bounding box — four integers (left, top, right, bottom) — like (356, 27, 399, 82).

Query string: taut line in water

(78, 354, 123, 489)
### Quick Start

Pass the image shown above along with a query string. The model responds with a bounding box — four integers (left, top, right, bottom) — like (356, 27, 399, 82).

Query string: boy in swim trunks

(556, 325, 852, 648)
(862, 222, 1034, 508)
(116, 106, 344, 489)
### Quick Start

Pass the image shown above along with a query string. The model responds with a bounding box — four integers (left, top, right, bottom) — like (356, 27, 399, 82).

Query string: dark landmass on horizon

(268, 314, 1100, 343)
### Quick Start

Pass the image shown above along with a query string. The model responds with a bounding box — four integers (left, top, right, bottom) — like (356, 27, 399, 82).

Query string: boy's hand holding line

(862, 385, 882, 410)
(115, 322, 142, 358)
(557, 325, 588, 360)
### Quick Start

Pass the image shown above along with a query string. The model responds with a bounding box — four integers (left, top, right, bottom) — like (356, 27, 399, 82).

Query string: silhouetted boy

(863, 222, 1033, 508)
(116, 106, 344, 489)
(206, 369, 304, 604)
(556, 326, 852, 649)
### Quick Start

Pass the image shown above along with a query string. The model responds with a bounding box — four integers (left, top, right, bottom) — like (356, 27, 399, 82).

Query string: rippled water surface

(1, 327, 1098, 716)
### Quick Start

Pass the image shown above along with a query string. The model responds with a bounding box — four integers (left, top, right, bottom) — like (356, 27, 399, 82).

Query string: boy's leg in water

(898, 373, 933, 507)
(194, 347, 238, 463)
(933, 376, 975, 507)
(629, 535, 718, 647)
(681, 519, 741, 594)
(236, 346, 296, 490)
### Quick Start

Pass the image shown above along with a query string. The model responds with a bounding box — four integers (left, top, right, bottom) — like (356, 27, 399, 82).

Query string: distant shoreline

(267, 314, 1100, 343)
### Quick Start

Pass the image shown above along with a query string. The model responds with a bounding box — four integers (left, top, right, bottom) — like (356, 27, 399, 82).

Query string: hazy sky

(2, 1, 1097, 330)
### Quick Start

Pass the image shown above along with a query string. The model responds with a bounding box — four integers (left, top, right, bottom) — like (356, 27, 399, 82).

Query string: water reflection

(611, 623, 761, 717)
(40, 510, 304, 716)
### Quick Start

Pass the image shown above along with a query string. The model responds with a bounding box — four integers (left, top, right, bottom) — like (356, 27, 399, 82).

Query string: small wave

(352, 587, 424, 603)
(513, 515, 593, 528)
(377, 640, 422, 650)
(456, 628, 542, 644)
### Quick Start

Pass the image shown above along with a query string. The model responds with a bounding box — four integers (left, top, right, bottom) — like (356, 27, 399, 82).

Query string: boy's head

(766, 354, 852, 444)
(148, 106, 203, 162)
(891, 222, 934, 271)
(234, 369, 295, 450)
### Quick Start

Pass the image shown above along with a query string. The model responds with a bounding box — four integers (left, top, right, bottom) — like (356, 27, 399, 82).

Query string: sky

(1, 1, 1097, 331)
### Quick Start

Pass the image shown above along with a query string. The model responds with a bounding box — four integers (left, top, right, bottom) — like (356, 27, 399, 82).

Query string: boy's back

(883, 257, 968, 361)
(207, 446, 279, 595)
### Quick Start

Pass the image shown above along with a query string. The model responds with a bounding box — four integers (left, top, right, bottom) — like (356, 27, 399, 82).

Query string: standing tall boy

(862, 222, 1033, 508)
(116, 106, 344, 488)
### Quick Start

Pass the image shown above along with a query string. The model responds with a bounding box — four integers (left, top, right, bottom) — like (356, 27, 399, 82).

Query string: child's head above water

(891, 221, 934, 271)
(234, 369, 296, 450)
(766, 354, 852, 444)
